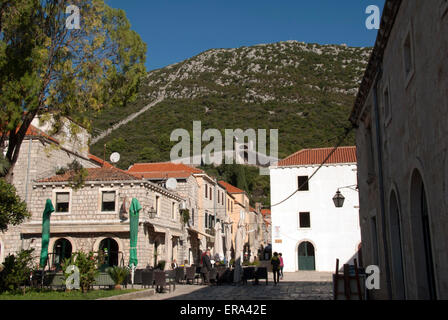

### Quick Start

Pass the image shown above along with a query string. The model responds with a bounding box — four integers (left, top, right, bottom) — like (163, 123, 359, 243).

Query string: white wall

(270, 163, 361, 272)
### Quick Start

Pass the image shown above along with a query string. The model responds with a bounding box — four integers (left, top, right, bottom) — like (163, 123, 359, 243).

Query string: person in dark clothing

(201, 249, 212, 285)
(271, 252, 281, 285)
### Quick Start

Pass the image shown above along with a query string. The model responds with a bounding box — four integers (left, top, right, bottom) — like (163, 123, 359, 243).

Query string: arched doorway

(53, 238, 72, 270)
(389, 190, 406, 299)
(99, 238, 119, 270)
(298, 241, 315, 271)
(410, 170, 436, 299)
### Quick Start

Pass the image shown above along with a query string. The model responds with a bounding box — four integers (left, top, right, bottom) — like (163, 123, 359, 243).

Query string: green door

(298, 242, 315, 271)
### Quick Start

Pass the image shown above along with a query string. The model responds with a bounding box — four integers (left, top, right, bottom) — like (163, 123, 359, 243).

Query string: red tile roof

(38, 167, 142, 183)
(277, 146, 357, 166)
(218, 180, 245, 194)
(127, 162, 203, 179)
(88, 154, 114, 168)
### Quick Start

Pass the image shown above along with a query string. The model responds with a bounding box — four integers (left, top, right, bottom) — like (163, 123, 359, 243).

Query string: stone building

(127, 162, 202, 264)
(19, 167, 184, 270)
(218, 181, 253, 261)
(127, 163, 231, 264)
(260, 208, 272, 248)
(350, 0, 448, 299)
(1, 122, 99, 261)
(193, 172, 222, 255)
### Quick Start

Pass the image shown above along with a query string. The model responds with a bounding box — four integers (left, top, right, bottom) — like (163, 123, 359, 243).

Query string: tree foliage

(0, 249, 35, 293)
(0, 178, 30, 232)
(0, 0, 147, 180)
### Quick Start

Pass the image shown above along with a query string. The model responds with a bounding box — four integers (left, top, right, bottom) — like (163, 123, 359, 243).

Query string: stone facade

(2, 122, 98, 263)
(14, 178, 184, 269)
(351, 0, 448, 299)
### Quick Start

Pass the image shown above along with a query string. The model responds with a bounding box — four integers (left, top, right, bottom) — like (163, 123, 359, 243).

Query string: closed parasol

(39, 199, 55, 269)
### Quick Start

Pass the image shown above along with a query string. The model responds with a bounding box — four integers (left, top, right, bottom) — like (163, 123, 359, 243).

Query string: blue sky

(105, 0, 385, 71)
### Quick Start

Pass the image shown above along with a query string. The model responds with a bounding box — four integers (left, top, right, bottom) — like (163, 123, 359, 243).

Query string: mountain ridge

(90, 40, 371, 170)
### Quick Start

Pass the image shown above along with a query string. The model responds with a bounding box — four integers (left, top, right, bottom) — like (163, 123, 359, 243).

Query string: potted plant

(73, 251, 99, 293)
(106, 266, 129, 290)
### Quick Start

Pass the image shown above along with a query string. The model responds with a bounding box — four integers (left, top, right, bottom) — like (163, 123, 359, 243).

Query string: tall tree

(0, 0, 147, 181)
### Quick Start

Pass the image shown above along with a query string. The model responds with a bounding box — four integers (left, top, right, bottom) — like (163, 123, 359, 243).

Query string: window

(191, 209, 195, 226)
(402, 23, 415, 86)
(101, 191, 116, 212)
(297, 176, 309, 191)
(210, 186, 212, 200)
(205, 212, 208, 228)
(155, 196, 160, 216)
(365, 122, 376, 184)
(205, 185, 208, 198)
(218, 191, 220, 204)
(231, 201, 233, 212)
(209, 215, 214, 228)
(56, 192, 70, 213)
(371, 215, 380, 265)
(383, 84, 391, 126)
(299, 212, 311, 228)
(171, 202, 175, 219)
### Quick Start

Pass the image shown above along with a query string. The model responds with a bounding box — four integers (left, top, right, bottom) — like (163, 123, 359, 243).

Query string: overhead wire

(269, 125, 354, 208)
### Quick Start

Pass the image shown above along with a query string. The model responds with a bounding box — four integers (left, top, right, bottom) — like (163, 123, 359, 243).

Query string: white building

(270, 146, 361, 272)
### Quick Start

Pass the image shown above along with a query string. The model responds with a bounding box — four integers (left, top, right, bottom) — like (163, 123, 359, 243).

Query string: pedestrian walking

(271, 252, 281, 285)
(279, 253, 284, 279)
(201, 249, 212, 285)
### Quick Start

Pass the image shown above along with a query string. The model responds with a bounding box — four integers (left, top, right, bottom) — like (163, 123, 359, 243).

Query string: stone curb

(97, 288, 155, 300)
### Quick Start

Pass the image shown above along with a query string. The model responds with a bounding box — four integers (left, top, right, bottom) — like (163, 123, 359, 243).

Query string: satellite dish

(110, 152, 121, 164)
(166, 178, 177, 191)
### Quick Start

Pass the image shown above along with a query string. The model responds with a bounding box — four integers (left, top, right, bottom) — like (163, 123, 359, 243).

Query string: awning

(187, 227, 214, 239)
(150, 224, 183, 237)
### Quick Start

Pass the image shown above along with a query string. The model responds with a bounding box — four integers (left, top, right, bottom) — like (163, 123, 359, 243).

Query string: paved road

(136, 272, 333, 300)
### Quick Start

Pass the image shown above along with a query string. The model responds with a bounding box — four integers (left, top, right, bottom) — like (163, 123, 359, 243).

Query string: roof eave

(350, 0, 403, 124)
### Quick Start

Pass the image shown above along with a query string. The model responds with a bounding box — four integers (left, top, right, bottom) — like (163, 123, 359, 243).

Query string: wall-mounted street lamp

(148, 206, 157, 219)
(333, 185, 358, 208)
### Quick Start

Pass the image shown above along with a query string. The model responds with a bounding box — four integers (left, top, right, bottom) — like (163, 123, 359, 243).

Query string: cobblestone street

(136, 272, 333, 300)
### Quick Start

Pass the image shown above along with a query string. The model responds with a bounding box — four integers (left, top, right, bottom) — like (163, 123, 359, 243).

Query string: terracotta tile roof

(218, 180, 245, 194)
(127, 162, 203, 179)
(277, 146, 357, 166)
(88, 154, 114, 168)
(38, 167, 142, 183)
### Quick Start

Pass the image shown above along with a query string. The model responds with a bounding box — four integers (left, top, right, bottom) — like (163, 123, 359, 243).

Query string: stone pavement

(135, 272, 334, 300)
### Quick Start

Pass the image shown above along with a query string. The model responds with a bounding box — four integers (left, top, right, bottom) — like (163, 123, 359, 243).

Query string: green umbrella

(39, 199, 55, 269)
(129, 198, 142, 268)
